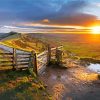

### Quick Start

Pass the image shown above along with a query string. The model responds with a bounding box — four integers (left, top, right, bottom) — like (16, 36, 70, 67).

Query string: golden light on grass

(91, 26, 100, 34)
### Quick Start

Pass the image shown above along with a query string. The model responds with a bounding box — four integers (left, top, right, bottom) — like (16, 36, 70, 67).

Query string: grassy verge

(0, 69, 51, 100)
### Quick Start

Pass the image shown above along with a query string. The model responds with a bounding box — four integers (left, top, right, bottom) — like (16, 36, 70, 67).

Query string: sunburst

(91, 26, 100, 34)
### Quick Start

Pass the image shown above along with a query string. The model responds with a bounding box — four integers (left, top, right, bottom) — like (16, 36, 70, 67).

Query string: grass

(41, 34, 100, 60)
(0, 69, 50, 100)
(0, 34, 46, 53)
(63, 42, 100, 58)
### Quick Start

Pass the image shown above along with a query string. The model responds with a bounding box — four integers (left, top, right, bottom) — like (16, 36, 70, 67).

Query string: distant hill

(0, 32, 19, 40)
(0, 32, 47, 53)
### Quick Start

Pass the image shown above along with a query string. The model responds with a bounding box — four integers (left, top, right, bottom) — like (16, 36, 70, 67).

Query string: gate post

(56, 48, 63, 65)
(31, 51, 38, 75)
(12, 48, 16, 70)
(47, 44, 51, 65)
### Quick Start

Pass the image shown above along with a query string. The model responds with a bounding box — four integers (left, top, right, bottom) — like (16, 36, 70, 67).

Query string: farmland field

(29, 33, 100, 59)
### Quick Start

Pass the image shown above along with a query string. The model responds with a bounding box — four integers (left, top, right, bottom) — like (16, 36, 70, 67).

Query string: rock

(44, 85, 48, 88)
(34, 80, 38, 83)
(39, 85, 45, 90)
(8, 81, 12, 83)
(39, 87, 44, 90)
(32, 89, 36, 93)
(42, 92, 47, 96)
(29, 79, 33, 82)
(42, 72, 45, 75)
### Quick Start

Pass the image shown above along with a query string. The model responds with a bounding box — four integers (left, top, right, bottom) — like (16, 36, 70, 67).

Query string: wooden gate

(15, 49, 31, 69)
(37, 51, 48, 74)
(0, 45, 31, 70)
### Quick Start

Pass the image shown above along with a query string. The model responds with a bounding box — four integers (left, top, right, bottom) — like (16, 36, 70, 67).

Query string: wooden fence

(0, 47, 31, 70)
(0, 44, 63, 75)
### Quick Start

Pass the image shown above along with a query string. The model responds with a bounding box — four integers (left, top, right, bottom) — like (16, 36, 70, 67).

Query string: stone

(34, 80, 38, 83)
(44, 85, 48, 88)
(42, 92, 47, 96)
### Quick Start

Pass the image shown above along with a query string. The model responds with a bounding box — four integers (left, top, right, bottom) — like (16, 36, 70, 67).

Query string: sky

(0, 0, 100, 33)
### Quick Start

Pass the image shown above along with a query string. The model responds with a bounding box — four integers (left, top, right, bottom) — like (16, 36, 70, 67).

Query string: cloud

(44, 13, 98, 26)
(19, 0, 100, 27)
(0, 0, 64, 25)
(0, 0, 100, 32)
(0, 0, 89, 23)
(92, 2, 100, 7)
(0, 25, 76, 33)
(37, 0, 99, 27)
(44, 0, 99, 26)
(42, 19, 50, 23)
(59, 0, 88, 14)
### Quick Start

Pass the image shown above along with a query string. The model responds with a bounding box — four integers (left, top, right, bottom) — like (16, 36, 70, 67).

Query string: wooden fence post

(56, 48, 63, 65)
(12, 48, 16, 70)
(31, 51, 38, 75)
(29, 52, 32, 68)
(47, 44, 51, 65)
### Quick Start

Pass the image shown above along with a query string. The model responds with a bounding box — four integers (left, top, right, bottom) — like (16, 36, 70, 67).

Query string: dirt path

(39, 66, 100, 100)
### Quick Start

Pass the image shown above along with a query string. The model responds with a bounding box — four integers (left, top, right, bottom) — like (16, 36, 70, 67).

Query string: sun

(91, 26, 100, 34)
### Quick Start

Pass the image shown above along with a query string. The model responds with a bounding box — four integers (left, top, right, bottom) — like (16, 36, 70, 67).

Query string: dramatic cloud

(16, 0, 100, 27)
(40, 0, 100, 26)
(0, 0, 64, 24)
(0, 0, 100, 33)
(42, 13, 98, 26)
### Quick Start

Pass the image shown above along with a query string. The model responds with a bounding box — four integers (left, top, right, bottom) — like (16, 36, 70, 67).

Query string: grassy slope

(0, 33, 46, 53)
(63, 42, 100, 58)
(0, 70, 50, 100)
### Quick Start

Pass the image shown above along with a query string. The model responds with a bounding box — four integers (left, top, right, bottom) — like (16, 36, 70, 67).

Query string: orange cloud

(40, 14, 100, 27)
(42, 19, 50, 23)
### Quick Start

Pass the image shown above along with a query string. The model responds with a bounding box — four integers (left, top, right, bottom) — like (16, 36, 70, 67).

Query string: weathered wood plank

(0, 61, 13, 63)
(17, 53, 31, 55)
(17, 56, 30, 59)
(17, 60, 29, 62)
(38, 64, 46, 74)
(37, 51, 47, 58)
(0, 64, 13, 67)
(37, 56, 47, 61)
(0, 55, 13, 58)
(18, 66, 28, 69)
(17, 63, 29, 65)
(51, 46, 63, 51)
(0, 53, 13, 55)
(0, 57, 13, 61)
